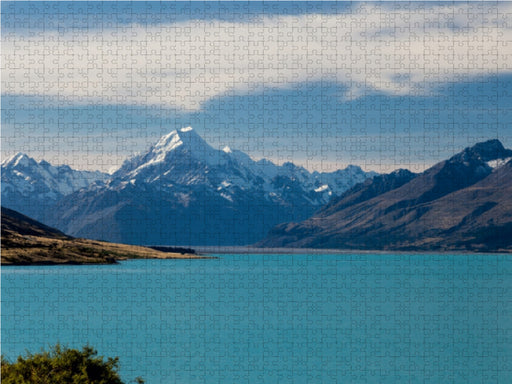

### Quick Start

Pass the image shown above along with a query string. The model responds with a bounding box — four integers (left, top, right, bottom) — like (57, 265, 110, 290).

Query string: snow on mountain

(110, 127, 376, 206)
(2, 128, 378, 245)
(1, 153, 109, 221)
(487, 157, 512, 169)
(115, 127, 227, 180)
(42, 127, 378, 246)
(6, 131, 512, 248)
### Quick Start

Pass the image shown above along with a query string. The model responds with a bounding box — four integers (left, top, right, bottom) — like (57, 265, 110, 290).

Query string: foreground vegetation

(1, 344, 143, 384)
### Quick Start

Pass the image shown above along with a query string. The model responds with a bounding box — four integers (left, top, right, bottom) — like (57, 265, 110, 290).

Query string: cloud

(3, 3, 512, 111)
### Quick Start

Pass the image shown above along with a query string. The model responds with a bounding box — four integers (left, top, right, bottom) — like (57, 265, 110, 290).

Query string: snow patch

(314, 184, 329, 193)
(220, 192, 233, 202)
(12, 153, 30, 167)
(487, 157, 512, 169)
(129, 131, 183, 175)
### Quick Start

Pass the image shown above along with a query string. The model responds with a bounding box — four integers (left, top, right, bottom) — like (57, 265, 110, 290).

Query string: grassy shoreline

(1, 236, 211, 266)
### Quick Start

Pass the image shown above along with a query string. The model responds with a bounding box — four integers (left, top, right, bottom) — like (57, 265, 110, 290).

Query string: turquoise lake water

(2, 253, 511, 383)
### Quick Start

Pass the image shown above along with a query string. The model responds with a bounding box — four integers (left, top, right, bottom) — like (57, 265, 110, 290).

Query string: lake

(2, 253, 511, 383)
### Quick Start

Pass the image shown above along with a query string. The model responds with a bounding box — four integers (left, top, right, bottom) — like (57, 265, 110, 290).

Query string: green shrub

(1, 344, 144, 384)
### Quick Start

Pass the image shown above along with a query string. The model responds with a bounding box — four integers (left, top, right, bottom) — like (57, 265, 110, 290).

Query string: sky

(2, 1, 512, 174)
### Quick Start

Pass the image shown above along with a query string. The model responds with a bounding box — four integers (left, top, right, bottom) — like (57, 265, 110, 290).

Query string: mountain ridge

(2, 127, 376, 246)
(257, 139, 512, 252)
(1, 153, 110, 223)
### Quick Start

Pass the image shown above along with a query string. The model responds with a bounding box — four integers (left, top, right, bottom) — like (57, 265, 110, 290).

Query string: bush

(1, 344, 144, 384)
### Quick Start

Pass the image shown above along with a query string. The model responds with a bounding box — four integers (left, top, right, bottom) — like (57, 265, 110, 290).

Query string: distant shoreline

(3, 246, 509, 267)
(1, 254, 217, 266)
(153, 246, 512, 256)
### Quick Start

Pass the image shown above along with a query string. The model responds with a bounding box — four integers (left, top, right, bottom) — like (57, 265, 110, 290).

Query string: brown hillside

(1, 207, 205, 265)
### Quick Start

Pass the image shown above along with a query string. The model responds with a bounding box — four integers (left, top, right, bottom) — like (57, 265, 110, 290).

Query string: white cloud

(3, 3, 512, 110)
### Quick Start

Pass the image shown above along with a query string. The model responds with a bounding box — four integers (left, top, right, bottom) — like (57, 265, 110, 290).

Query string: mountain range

(1, 127, 375, 245)
(257, 139, 512, 252)
(4, 131, 511, 251)
(1, 153, 109, 223)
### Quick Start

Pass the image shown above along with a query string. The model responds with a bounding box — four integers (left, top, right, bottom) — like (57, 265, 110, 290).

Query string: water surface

(2, 253, 511, 383)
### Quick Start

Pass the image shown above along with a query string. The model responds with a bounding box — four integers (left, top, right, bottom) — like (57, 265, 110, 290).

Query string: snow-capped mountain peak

(1, 153, 109, 222)
(150, 126, 208, 154)
(155, 130, 183, 151)
(110, 127, 377, 205)
(169, 127, 219, 158)
(116, 127, 232, 180)
(3, 129, 378, 245)
(2, 152, 35, 168)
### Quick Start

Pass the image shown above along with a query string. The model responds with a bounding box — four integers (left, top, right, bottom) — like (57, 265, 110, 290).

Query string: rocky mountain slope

(257, 139, 512, 252)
